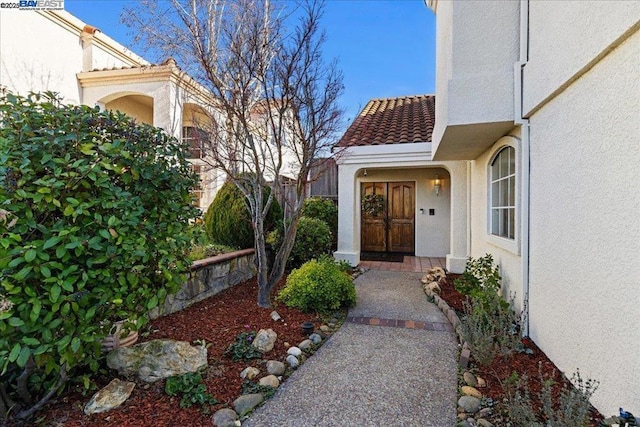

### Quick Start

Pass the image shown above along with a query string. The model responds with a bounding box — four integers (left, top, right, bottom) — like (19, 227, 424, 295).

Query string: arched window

(490, 146, 515, 239)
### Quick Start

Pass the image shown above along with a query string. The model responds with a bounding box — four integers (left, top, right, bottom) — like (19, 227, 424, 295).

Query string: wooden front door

(361, 181, 415, 253)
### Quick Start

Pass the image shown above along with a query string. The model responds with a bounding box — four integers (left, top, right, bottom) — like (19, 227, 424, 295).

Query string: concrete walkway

(245, 270, 458, 427)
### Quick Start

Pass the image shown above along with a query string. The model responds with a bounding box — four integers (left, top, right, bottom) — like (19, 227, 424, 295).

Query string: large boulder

(106, 339, 207, 383)
(252, 329, 277, 353)
(84, 378, 135, 415)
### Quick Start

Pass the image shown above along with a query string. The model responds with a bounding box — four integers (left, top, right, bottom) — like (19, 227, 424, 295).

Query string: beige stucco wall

(468, 131, 523, 312)
(527, 28, 640, 415)
(106, 96, 154, 125)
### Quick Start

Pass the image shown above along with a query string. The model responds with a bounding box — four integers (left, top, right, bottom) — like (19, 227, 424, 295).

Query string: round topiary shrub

(277, 257, 356, 313)
(204, 181, 282, 249)
(301, 197, 337, 240)
(289, 216, 332, 269)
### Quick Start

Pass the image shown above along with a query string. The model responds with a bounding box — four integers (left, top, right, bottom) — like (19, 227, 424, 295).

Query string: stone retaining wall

(149, 249, 256, 319)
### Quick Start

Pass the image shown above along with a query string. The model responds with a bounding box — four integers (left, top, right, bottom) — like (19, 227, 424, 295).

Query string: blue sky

(65, 0, 436, 123)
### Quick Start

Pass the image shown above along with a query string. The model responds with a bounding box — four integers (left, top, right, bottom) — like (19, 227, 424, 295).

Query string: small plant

(187, 243, 235, 261)
(541, 369, 599, 426)
(224, 331, 263, 361)
(503, 367, 598, 426)
(455, 254, 505, 307)
(240, 380, 276, 399)
(165, 372, 218, 411)
(277, 257, 356, 314)
(460, 292, 523, 366)
(503, 371, 540, 426)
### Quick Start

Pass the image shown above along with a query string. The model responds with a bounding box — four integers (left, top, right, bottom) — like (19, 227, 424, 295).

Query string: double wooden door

(361, 181, 415, 253)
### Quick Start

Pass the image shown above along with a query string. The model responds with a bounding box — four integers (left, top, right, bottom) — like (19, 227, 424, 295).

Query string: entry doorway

(361, 181, 415, 253)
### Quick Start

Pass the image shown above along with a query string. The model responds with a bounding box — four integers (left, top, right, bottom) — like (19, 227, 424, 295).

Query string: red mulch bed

(438, 275, 603, 425)
(31, 278, 319, 427)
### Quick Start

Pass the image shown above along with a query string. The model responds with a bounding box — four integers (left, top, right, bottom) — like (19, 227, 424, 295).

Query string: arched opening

(102, 93, 154, 125)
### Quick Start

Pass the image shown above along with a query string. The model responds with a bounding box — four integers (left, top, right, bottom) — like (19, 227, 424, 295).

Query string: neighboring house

(0, 9, 223, 210)
(424, 0, 639, 416)
(333, 95, 469, 268)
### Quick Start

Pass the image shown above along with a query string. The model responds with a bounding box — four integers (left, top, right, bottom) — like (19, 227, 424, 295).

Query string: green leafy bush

(165, 372, 218, 410)
(204, 181, 282, 249)
(224, 331, 263, 361)
(288, 217, 332, 269)
(277, 257, 356, 313)
(0, 92, 199, 417)
(301, 198, 337, 245)
(455, 254, 505, 307)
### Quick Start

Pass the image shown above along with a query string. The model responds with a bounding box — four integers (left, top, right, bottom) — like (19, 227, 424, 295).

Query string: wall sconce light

(363, 169, 368, 177)
(434, 174, 441, 196)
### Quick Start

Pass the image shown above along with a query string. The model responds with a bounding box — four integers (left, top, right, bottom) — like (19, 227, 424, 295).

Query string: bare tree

(124, 0, 344, 307)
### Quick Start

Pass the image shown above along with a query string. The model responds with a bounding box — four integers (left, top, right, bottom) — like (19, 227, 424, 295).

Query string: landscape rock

(212, 408, 239, 427)
(252, 329, 277, 353)
(319, 325, 330, 332)
(461, 385, 482, 398)
(477, 408, 492, 419)
(428, 281, 442, 294)
(106, 340, 207, 383)
(477, 419, 494, 427)
(84, 378, 135, 415)
(298, 339, 313, 351)
(462, 371, 478, 387)
(286, 346, 302, 356)
(240, 367, 260, 380)
(309, 333, 322, 344)
(266, 360, 285, 376)
(476, 376, 486, 388)
(458, 396, 481, 414)
(286, 354, 299, 368)
(421, 273, 437, 284)
(258, 375, 280, 388)
(269, 311, 282, 321)
(233, 393, 263, 416)
(428, 266, 446, 278)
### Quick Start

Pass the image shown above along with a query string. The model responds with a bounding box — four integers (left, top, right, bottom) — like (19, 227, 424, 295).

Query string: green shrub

(0, 92, 199, 416)
(503, 369, 598, 427)
(224, 331, 263, 361)
(165, 372, 218, 410)
(277, 257, 356, 313)
(301, 198, 337, 244)
(455, 254, 503, 301)
(204, 181, 282, 249)
(288, 217, 332, 269)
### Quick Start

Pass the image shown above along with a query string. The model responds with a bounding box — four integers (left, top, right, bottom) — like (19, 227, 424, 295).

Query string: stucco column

(153, 81, 182, 140)
(334, 163, 360, 266)
(446, 160, 469, 273)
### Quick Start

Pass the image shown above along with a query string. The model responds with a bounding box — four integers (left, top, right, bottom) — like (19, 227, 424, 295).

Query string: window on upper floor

(490, 146, 516, 240)
(182, 126, 208, 159)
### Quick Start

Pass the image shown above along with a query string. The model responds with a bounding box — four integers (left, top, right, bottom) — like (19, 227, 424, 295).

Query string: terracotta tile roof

(336, 95, 435, 147)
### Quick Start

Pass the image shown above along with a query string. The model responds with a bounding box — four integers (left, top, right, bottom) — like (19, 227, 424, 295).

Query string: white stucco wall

(0, 10, 84, 103)
(469, 132, 523, 312)
(523, 1, 640, 116)
(527, 29, 640, 416)
(432, 0, 519, 159)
